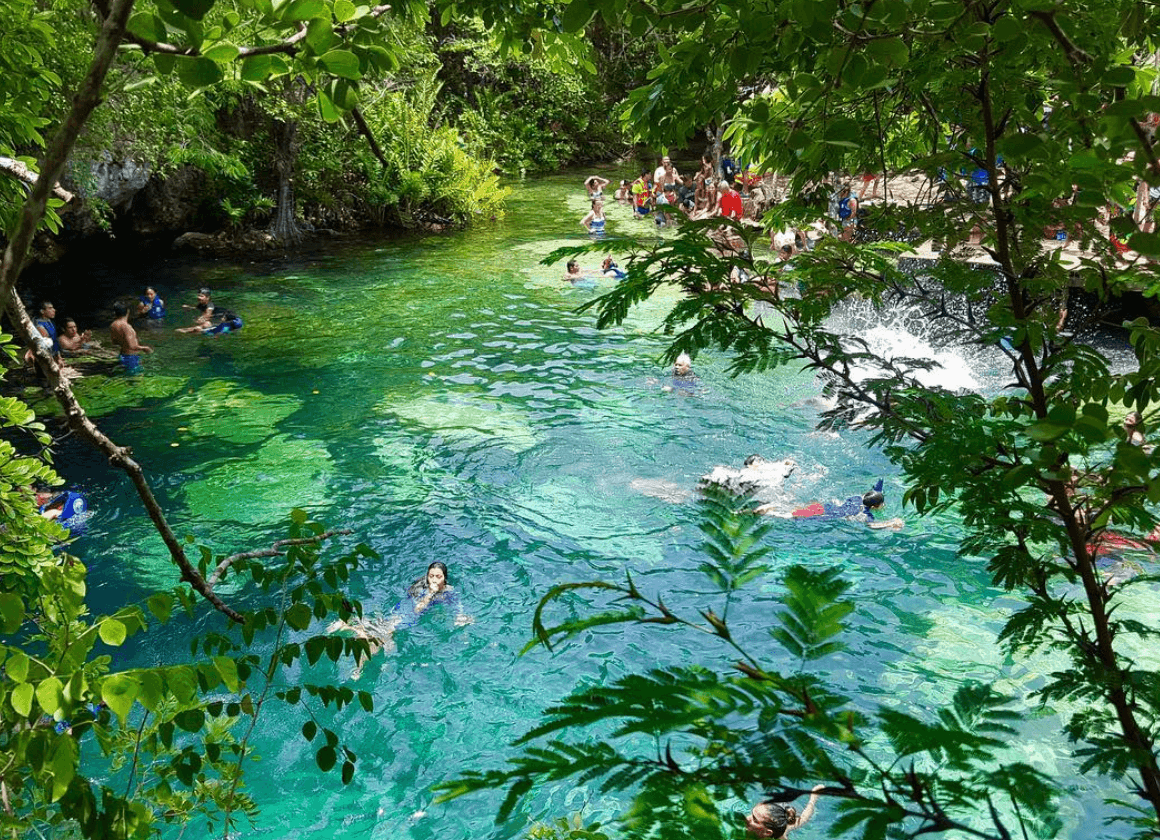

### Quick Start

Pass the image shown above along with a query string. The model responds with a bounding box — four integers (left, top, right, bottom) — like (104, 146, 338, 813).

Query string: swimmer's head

(112, 301, 128, 317)
(426, 561, 448, 592)
(743, 454, 767, 468)
(674, 352, 693, 376)
(566, 260, 579, 273)
(602, 256, 615, 270)
(1125, 411, 1142, 429)
(863, 490, 885, 509)
(144, 286, 157, 299)
(198, 287, 211, 300)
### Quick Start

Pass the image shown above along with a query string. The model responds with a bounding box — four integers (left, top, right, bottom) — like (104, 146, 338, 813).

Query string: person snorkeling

(757, 479, 903, 529)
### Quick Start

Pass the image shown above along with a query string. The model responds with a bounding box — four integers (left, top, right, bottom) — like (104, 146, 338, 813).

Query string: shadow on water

(45, 171, 1130, 838)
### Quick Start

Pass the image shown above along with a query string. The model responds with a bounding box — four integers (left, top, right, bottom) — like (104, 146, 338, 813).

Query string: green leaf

(333, 0, 356, 20)
(127, 12, 168, 41)
(35, 677, 64, 716)
(101, 673, 140, 721)
(10, 682, 34, 717)
(286, 603, 312, 631)
(318, 49, 360, 80)
(175, 56, 224, 87)
(0, 593, 24, 633)
(282, 0, 325, 21)
(175, 708, 206, 732)
(561, 0, 594, 31)
(147, 593, 173, 623)
(303, 720, 318, 740)
(317, 91, 340, 123)
(170, 0, 214, 20)
(341, 760, 355, 784)
(202, 42, 241, 62)
(241, 54, 274, 82)
(48, 738, 77, 801)
(99, 618, 127, 647)
(316, 745, 337, 771)
(213, 656, 239, 692)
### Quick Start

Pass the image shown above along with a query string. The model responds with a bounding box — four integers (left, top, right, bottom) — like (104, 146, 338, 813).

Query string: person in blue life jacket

(601, 256, 626, 279)
(32, 300, 63, 365)
(326, 562, 472, 678)
(200, 308, 244, 336)
(136, 286, 166, 321)
(833, 185, 859, 241)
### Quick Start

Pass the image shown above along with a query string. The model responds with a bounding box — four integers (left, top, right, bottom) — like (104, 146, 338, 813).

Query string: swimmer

(327, 562, 471, 678)
(584, 175, 610, 200)
(176, 288, 215, 333)
(746, 785, 825, 838)
(673, 352, 693, 377)
(109, 301, 153, 373)
(563, 260, 588, 282)
(58, 319, 101, 356)
(759, 479, 903, 529)
(601, 256, 626, 279)
(136, 286, 166, 320)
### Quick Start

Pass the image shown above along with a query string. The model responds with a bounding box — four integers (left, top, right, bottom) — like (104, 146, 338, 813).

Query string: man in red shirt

(718, 179, 744, 219)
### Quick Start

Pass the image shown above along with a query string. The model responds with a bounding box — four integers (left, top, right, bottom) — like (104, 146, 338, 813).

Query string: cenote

(41, 172, 1137, 838)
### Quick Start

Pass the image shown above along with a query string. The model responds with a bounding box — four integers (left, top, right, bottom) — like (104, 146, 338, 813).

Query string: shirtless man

(58, 319, 100, 356)
(109, 301, 153, 373)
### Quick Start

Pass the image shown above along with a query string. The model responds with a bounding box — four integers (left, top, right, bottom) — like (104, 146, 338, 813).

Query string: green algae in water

(25, 373, 188, 419)
(376, 392, 538, 452)
(169, 379, 301, 444)
(175, 434, 332, 524)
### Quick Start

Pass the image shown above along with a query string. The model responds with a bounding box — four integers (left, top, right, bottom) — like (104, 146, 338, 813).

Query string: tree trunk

(268, 117, 304, 244)
(707, 122, 725, 180)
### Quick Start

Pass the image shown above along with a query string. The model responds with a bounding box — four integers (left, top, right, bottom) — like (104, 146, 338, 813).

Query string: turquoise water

(65, 173, 1123, 838)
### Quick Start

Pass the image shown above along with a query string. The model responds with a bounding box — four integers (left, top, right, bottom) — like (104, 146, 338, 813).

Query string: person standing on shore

(110, 301, 153, 373)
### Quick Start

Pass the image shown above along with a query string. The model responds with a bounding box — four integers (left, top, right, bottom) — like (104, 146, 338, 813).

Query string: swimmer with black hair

(757, 479, 903, 529)
(746, 785, 826, 838)
(328, 561, 472, 678)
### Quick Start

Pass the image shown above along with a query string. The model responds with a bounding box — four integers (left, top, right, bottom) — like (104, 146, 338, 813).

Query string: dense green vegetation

(8, 0, 1160, 837)
(432, 1, 1160, 839)
(4, 1, 633, 244)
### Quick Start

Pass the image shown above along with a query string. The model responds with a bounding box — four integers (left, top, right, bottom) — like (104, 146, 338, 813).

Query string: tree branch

(207, 529, 352, 588)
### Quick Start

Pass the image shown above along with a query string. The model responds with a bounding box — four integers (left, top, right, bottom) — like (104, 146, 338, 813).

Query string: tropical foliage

(430, 0, 1160, 837)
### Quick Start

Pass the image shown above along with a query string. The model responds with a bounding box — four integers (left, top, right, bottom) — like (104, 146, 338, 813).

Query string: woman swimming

(328, 562, 471, 677)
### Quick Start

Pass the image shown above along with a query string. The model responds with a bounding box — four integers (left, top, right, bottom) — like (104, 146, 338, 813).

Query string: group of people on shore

(30, 286, 243, 375)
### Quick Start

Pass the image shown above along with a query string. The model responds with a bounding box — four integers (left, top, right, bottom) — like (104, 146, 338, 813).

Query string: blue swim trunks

(119, 354, 142, 374)
(635, 205, 651, 216)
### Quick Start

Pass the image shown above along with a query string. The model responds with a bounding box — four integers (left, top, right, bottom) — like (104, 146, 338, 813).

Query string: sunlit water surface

(60, 173, 1147, 839)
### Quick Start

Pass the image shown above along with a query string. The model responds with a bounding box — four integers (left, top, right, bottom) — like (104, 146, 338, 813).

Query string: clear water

(63, 172, 1134, 838)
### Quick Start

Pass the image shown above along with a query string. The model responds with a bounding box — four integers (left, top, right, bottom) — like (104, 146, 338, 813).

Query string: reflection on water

(63, 173, 1124, 838)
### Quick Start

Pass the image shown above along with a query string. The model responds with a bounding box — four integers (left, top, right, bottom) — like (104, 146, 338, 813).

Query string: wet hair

(743, 454, 765, 467)
(756, 801, 798, 838)
(863, 490, 885, 508)
(1125, 411, 1142, 428)
(39, 301, 54, 313)
(567, 260, 579, 272)
(674, 352, 692, 372)
(64, 318, 77, 328)
(409, 561, 450, 597)
(112, 301, 128, 317)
